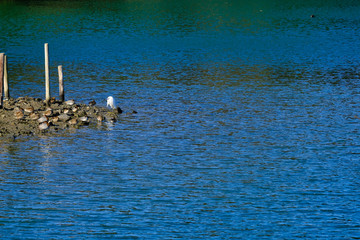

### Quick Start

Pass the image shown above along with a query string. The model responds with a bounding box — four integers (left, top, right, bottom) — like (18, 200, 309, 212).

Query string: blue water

(1, 0, 360, 239)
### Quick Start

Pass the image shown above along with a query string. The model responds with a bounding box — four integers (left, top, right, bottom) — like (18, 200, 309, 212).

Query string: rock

(77, 110, 87, 117)
(14, 107, 25, 119)
(37, 116, 48, 123)
(51, 103, 60, 108)
(79, 116, 88, 122)
(116, 107, 123, 114)
(105, 112, 117, 122)
(58, 113, 71, 122)
(79, 116, 89, 125)
(43, 109, 52, 116)
(14, 106, 23, 112)
(68, 118, 77, 125)
(39, 121, 50, 130)
(65, 100, 75, 106)
(29, 113, 40, 120)
(51, 116, 59, 123)
(14, 111, 24, 120)
(31, 101, 44, 111)
(24, 107, 34, 114)
(97, 115, 104, 122)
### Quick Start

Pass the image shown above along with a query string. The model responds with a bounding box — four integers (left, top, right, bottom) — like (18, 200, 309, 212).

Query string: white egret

(107, 96, 116, 109)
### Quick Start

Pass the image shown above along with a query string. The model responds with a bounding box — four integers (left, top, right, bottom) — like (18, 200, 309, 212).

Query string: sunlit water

(1, 0, 360, 239)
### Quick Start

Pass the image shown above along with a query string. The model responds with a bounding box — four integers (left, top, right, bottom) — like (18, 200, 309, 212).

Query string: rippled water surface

(1, 0, 360, 238)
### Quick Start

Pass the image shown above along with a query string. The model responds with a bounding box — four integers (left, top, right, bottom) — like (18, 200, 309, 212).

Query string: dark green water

(1, 0, 360, 239)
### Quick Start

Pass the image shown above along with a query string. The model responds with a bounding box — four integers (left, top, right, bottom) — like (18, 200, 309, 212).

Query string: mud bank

(0, 97, 125, 138)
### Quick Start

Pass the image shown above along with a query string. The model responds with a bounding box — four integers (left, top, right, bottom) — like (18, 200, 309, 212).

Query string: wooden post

(0, 53, 4, 108)
(44, 43, 50, 104)
(58, 65, 64, 102)
(4, 54, 9, 100)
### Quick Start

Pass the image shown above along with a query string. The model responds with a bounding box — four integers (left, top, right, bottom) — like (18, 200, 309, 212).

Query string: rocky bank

(0, 96, 124, 138)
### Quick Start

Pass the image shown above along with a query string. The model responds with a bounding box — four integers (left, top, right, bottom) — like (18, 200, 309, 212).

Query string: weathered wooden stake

(0, 53, 4, 108)
(44, 43, 50, 104)
(4, 54, 9, 100)
(58, 65, 64, 102)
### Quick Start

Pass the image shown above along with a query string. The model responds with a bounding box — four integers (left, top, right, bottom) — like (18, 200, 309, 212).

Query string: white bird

(107, 96, 116, 109)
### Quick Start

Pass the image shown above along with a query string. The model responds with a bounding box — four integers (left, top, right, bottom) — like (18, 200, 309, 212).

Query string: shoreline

(0, 96, 122, 138)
